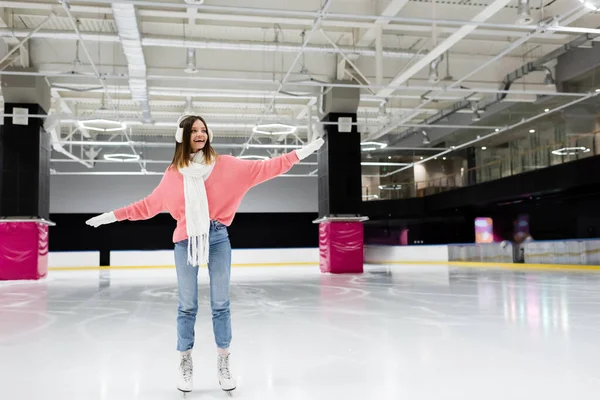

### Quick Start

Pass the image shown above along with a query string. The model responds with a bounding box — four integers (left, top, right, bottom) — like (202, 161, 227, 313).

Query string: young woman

(85, 114, 323, 394)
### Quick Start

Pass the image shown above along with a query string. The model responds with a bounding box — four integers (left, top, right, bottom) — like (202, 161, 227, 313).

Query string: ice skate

(178, 351, 193, 396)
(217, 353, 236, 391)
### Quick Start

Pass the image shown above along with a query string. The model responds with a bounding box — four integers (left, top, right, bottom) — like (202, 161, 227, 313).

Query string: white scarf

(178, 151, 214, 266)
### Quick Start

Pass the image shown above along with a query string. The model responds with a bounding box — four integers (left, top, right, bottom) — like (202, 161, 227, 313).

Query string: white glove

(86, 212, 117, 228)
(295, 137, 324, 160)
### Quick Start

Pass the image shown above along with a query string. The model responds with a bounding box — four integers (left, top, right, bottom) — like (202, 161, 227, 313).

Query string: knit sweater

(113, 151, 300, 242)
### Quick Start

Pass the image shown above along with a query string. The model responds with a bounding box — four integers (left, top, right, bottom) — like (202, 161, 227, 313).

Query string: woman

(85, 114, 323, 394)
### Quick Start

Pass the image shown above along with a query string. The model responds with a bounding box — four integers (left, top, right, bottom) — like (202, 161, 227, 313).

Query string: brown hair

(170, 115, 218, 169)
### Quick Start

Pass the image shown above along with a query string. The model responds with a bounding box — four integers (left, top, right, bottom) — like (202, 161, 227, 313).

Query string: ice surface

(1, 264, 600, 399)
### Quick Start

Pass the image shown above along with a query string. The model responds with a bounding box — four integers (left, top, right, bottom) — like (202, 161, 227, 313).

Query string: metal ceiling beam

(0, 28, 422, 59)
(376, 0, 513, 98)
(390, 22, 600, 147)
(238, 0, 333, 156)
(0, 13, 54, 68)
(20, 68, 586, 99)
(0, 28, 562, 62)
(366, 6, 587, 141)
(38, 0, 588, 34)
(61, 0, 146, 173)
(356, 0, 409, 47)
(3, 5, 574, 42)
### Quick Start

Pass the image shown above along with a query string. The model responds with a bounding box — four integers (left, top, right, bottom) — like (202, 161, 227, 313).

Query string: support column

(466, 147, 477, 186)
(315, 82, 366, 274)
(0, 70, 52, 280)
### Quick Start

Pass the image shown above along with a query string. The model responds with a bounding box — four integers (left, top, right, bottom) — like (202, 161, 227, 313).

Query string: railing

(363, 132, 599, 201)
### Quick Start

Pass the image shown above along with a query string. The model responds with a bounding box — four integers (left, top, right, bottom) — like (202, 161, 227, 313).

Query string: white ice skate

(178, 352, 193, 395)
(217, 353, 236, 391)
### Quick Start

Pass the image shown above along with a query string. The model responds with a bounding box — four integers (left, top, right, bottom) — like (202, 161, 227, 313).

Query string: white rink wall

(364, 245, 450, 263)
(49, 248, 319, 268)
(50, 241, 600, 269)
(49, 251, 101, 268)
(110, 248, 319, 266)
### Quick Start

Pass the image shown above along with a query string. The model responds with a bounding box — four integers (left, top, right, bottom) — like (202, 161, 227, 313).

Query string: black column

(0, 103, 51, 219)
(317, 112, 362, 218)
(466, 147, 477, 186)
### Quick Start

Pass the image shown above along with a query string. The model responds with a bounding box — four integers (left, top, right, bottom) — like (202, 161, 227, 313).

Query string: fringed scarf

(178, 151, 214, 266)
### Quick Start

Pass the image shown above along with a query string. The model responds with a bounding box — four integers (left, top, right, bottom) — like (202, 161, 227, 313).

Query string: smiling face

(171, 115, 217, 169)
(189, 119, 208, 153)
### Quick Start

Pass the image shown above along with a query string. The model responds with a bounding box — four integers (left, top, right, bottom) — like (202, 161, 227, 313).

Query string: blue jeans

(174, 220, 232, 351)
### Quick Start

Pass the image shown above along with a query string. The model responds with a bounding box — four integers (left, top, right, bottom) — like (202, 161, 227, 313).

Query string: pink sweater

(113, 151, 300, 242)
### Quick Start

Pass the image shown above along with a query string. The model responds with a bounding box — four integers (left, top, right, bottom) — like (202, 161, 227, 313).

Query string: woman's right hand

(86, 212, 117, 228)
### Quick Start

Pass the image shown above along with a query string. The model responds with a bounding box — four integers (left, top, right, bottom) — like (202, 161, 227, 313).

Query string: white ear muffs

(175, 114, 189, 143)
(175, 115, 214, 144)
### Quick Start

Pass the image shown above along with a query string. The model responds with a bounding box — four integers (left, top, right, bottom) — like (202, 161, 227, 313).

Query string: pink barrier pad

(0, 222, 49, 280)
(319, 221, 364, 274)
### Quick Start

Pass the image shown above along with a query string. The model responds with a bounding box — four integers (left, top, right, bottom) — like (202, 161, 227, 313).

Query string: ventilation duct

(111, 3, 152, 123)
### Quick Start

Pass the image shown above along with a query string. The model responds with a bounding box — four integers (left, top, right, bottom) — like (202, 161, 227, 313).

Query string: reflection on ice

(1, 264, 600, 399)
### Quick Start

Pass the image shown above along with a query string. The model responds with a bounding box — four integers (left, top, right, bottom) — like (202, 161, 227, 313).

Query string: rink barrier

(364, 244, 449, 263)
(447, 243, 514, 263)
(46, 242, 600, 271)
(522, 239, 600, 265)
(47, 248, 319, 269)
(366, 243, 512, 264)
(365, 243, 514, 263)
(48, 251, 100, 268)
(365, 243, 600, 271)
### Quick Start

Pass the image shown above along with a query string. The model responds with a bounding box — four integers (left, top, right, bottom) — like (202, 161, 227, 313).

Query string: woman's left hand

(295, 137, 324, 160)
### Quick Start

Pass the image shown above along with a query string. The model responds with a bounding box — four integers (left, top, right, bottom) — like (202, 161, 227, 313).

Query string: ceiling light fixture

(360, 141, 388, 151)
(529, 129, 536, 133)
(362, 162, 410, 166)
(362, 194, 379, 200)
(578, 0, 599, 10)
(103, 153, 141, 162)
(252, 123, 297, 135)
(378, 184, 402, 190)
(238, 155, 269, 161)
(421, 130, 431, 145)
(481, 146, 487, 150)
(544, 108, 550, 112)
(551, 146, 591, 156)
(78, 119, 126, 132)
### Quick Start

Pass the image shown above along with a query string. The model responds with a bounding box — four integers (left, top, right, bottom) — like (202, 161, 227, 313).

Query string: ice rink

(1, 264, 600, 400)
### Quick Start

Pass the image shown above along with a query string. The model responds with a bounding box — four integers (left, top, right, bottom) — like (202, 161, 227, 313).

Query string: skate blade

(220, 383, 236, 394)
